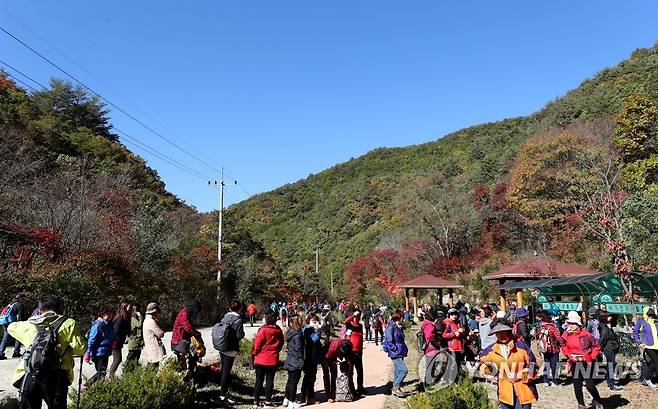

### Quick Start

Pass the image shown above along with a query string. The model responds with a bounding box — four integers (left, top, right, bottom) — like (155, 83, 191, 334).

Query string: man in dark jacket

(216, 300, 245, 404)
(598, 311, 622, 391)
(362, 306, 373, 343)
(515, 307, 532, 346)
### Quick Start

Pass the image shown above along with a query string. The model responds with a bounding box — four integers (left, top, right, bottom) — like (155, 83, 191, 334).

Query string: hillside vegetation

(1, 42, 658, 313)
(231, 43, 658, 300)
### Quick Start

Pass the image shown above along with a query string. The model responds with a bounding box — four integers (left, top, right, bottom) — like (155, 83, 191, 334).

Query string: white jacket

(141, 314, 166, 363)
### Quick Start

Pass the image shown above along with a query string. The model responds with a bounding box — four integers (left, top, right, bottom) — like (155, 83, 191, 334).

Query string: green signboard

(604, 303, 651, 314)
(542, 302, 582, 312)
(542, 301, 653, 314)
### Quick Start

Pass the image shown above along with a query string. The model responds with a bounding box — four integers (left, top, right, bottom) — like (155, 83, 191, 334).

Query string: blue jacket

(303, 325, 324, 365)
(385, 321, 408, 359)
(88, 318, 116, 357)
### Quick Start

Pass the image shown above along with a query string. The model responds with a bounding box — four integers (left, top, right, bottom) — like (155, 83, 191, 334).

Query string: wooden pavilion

(397, 274, 464, 319)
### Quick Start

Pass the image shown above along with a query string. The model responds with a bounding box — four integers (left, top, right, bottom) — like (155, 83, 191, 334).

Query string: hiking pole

(77, 355, 84, 409)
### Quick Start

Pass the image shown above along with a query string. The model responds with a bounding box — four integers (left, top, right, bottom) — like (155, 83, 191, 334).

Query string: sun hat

(516, 307, 529, 318)
(489, 322, 514, 335)
(145, 302, 159, 314)
(566, 311, 582, 326)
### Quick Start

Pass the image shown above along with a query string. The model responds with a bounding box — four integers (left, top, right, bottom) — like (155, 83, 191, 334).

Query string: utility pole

(209, 168, 236, 283)
(315, 248, 333, 295)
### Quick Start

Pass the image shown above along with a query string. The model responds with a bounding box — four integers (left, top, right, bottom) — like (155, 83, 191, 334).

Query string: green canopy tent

(497, 272, 658, 315)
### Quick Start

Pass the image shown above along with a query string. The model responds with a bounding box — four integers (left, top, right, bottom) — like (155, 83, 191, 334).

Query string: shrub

(407, 379, 494, 409)
(72, 360, 194, 409)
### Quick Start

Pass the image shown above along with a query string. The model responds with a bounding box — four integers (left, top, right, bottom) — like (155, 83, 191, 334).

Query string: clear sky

(3, 1, 658, 212)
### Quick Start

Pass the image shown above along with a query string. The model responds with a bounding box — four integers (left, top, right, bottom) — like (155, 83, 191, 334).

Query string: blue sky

(3, 1, 658, 211)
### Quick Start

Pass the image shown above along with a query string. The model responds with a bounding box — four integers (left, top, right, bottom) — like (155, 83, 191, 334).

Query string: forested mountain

(2, 42, 658, 314)
(231, 42, 658, 300)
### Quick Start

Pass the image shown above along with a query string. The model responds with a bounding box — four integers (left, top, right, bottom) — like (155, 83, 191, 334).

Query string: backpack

(23, 316, 67, 381)
(416, 330, 427, 352)
(607, 330, 620, 353)
(0, 303, 17, 326)
(212, 317, 235, 352)
(537, 326, 553, 353)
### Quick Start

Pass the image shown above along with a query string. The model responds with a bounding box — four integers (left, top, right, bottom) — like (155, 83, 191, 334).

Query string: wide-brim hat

(146, 302, 160, 314)
(566, 311, 583, 326)
(489, 322, 513, 335)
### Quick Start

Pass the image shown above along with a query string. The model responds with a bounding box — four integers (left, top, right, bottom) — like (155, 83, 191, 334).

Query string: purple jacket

(385, 321, 408, 359)
(633, 309, 658, 348)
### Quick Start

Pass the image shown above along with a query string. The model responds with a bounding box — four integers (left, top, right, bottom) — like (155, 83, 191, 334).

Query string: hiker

(108, 301, 133, 379)
(442, 308, 466, 369)
(384, 311, 408, 398)
(171, 300, 202, 352)
(480, 319, 538, 409)
(141, 302, 166, 369)
(252, 313, 284, 408)
(85, 306, 116, 385)
(479, 306, 498, 351)
(280, 303, 288, 328)
(8, 295, 86, 409)
(0, 293, 24, 359)
(633, 306, 658, 389)
(537, 311, 563, 386)
(586, 306, 601, 341)
(248, 302, 258, 327)
(514, 307, 532, 346)
(343, 309, 365, 396)
(284, 316, 304, 408)
(371, 309, 384, 346)
(214, 299, 246, 404)
(362, 306, 373, 343)
(561, 311, 603, 409)
(126, 304, 144, 362)
(322, 338, 353, 403)
(300, 314, 323, 405)
(598, 311, 622, 391)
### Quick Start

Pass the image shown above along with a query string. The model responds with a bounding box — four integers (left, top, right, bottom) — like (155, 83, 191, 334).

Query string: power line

(2, 70, 38, 92)
(0, 58, 215, 183)
(0, 58, 48, 89)
(0, 24, 222, 175)
(0, 7, 229, 174)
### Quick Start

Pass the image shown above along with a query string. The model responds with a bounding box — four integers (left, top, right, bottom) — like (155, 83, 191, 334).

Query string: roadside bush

(407, 379, 494, 409)
(73, 360, 194, 409)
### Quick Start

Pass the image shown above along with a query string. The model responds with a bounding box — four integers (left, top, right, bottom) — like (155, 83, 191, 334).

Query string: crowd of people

(1, 292, 658, 409)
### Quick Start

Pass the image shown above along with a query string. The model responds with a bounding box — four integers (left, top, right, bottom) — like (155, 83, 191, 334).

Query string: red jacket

(325, 338, 346, 364)
(171, 307, 200, 346)
(343, 316, 364, 352)
(252, 324, 284, 366)
(422, 319, 439, 356)
(442, 318, 464, 352)
(561, 328, 600, 363)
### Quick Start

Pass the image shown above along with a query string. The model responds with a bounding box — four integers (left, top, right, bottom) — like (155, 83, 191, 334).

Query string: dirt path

(313, 340, 392, 409)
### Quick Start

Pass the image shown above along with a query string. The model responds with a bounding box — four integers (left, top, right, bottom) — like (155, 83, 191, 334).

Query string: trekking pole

(77, 355, 84, 409)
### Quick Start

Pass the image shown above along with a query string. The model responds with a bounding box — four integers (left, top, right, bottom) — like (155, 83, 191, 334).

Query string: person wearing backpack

(0, 293, 24, 360)
(7, 295, 86, 409)
(126, 304, 144, 362)
(283, 316, 305, 408)
(537, 311, 563, 387)
(85, 306, 116, 385)
(252, 313, 284, 408)
(371, 309, 384, 346)
(213, 299, 245, 405)
(385, 312, 408, 398)
(141, 303, 166, 368)
(598, 311, 622, 391)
